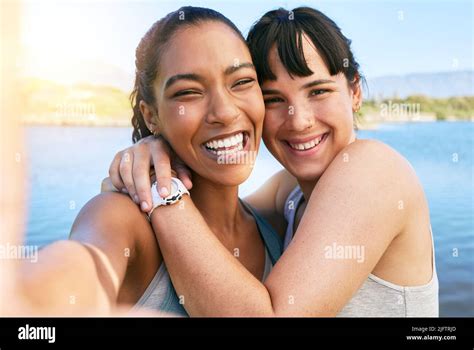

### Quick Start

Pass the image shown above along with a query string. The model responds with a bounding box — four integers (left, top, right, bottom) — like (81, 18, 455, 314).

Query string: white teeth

(289, 134, 325, 151)
(204, 132, 245, 153)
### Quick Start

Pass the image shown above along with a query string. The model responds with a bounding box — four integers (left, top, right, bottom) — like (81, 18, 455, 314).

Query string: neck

(296, 179, 316, 203)
(189, 174, 243, 236)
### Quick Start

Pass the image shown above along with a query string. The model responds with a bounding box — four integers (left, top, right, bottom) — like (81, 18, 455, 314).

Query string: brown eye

(232, 78, 254, 88)
(173, 90, 199, 97)
(264, 97, 284, 104)
(310, 89, 329, 96)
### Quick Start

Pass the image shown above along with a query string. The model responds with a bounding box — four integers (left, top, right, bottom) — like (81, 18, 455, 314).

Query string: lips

(282, 132, 329, 157)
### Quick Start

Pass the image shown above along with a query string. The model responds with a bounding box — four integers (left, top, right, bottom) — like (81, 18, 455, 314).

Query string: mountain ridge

(366, 70, 473, 99)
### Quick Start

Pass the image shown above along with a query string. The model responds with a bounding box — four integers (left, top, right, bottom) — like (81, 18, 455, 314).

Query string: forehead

(159, 21, 250, 78)
(266, 34, 331, 82)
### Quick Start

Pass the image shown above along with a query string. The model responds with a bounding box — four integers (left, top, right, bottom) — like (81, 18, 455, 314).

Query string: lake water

(24, 122, 473, 316)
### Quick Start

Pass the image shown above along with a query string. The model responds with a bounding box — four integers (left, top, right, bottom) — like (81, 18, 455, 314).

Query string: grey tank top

(133, 200, 283, 316)
(283, 186, 439, 317)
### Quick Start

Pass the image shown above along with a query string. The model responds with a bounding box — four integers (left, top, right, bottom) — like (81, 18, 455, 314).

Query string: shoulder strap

(284, 186, 304, 221)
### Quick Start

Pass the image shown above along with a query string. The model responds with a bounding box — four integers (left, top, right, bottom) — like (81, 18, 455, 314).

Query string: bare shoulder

(77, 191, 137, 213)
(309, 139, 428, 237)
(329, 139, 422, 192)
(70, 192, 153, 259)
(71, 192, 145, 234)
(69, 192, 161, 301)
(341, 139, 408, 165)
(334, 140, 432, 283)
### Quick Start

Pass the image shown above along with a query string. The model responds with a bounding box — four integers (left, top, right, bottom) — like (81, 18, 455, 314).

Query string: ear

(350, 74, 363, 112)
(139, 100, 159, 133)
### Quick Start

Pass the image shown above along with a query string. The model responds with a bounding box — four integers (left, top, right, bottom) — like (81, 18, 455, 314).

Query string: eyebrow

(262, 79, 336, 95)
(302, 79, 335, 90)
(164, 73, 203, 91)
(224, 62, 255, 75)
(164, 62, 255, 91)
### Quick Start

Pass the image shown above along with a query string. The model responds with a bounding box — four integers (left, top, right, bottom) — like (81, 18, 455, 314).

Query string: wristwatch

(148, 177, 190, 218)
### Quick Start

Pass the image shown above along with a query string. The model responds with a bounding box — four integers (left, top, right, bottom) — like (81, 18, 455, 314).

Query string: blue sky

(22, 0, 472, 85)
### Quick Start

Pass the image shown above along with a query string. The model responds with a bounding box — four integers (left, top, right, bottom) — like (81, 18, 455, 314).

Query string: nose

(286, 103, 314, 132)
(205, 88, 240, 125)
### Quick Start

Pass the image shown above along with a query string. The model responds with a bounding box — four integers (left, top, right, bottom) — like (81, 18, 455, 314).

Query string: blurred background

(10, 0, 474, 316)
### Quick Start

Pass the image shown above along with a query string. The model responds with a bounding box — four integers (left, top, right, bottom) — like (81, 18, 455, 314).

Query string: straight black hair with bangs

(247, 7, 361, 85)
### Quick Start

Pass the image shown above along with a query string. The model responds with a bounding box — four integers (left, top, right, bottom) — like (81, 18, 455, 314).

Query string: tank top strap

(283, 186, 304, 222)
(283, 186, 304, 250)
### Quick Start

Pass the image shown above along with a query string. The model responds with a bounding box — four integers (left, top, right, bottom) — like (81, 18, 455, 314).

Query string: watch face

(170, 180, 179, 196)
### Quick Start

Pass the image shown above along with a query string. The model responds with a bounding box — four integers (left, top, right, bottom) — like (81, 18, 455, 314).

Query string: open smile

(201, 131, 251, 161)
(284, 132, 329, 156)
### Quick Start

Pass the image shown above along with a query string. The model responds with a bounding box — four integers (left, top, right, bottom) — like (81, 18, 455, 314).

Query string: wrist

(149, 194, 191, 221)
(148, 177, 189, 219)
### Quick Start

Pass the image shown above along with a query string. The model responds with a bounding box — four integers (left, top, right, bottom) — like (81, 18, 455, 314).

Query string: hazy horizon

(21, 0, 473, 90)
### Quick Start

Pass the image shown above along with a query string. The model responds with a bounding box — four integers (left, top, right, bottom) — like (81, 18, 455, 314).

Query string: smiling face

(261, 35, 361, 181)
(149, 21, 265, 186)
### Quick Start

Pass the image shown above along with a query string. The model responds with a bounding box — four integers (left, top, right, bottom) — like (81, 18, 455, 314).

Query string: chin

(200, 165, 252, 187)
(289, 163, 326, 182)
(208, 165, 253, 187)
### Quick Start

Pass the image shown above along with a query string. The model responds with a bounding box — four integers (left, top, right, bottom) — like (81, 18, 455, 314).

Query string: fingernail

(159, 187, 169, 197)
(141, 201, 149, 211)
(134, 195, 139, 203)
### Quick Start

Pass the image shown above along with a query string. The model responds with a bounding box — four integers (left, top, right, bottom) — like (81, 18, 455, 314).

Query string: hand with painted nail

(107, 135, 193, 212)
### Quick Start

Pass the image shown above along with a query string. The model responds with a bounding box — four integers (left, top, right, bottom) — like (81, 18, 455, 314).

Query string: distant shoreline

(21, 117, 131, 128)
(20, 77, 473, 130)
(356, 114, 464, 130)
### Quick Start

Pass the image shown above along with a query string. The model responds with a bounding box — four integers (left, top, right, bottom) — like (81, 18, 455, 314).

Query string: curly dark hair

(130, 6, 245, 143)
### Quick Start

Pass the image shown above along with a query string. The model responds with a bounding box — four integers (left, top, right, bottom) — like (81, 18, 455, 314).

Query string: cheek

(244, 89, 265, 130)
(262, 109, 282, 148)
(319, 96, 354, 134)
(159, 105, 201, 149)
(326, 108, 354, 154)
